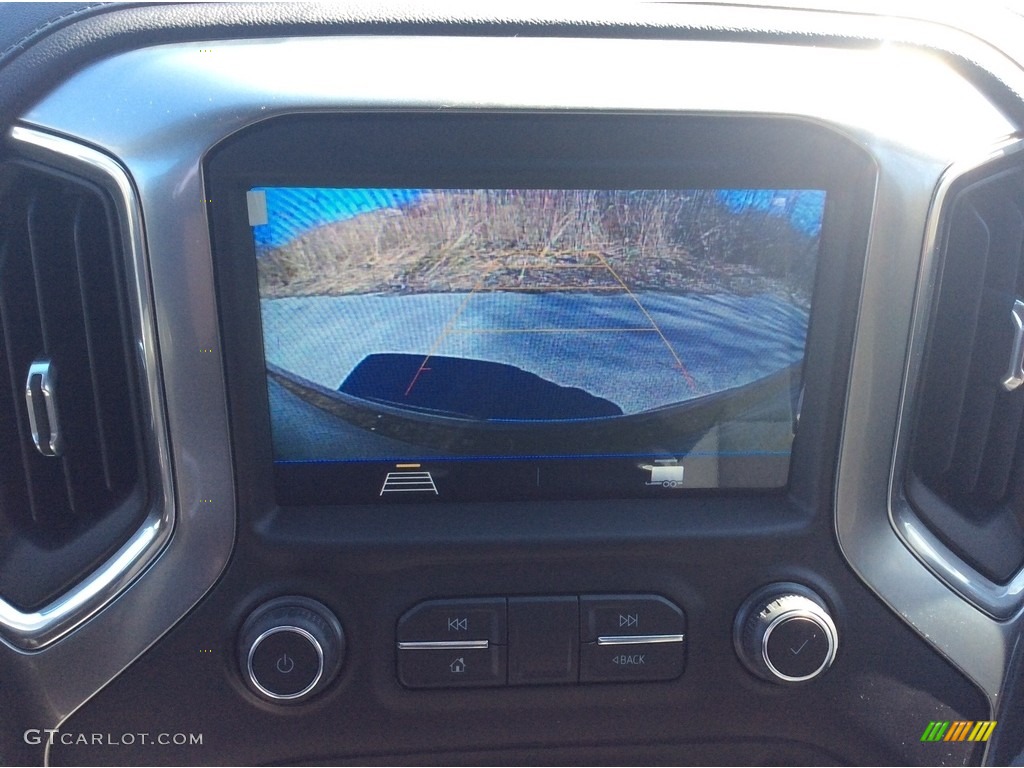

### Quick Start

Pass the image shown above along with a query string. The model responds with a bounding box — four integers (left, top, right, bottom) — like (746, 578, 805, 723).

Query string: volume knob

(238, 596, 344, 703)
(734, 583, 837, 684)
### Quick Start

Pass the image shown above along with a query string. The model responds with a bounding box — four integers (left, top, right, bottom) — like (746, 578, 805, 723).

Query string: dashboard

(2, 2, 1024, 765)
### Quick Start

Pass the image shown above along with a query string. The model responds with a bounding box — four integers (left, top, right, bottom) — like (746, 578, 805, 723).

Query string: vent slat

(955, 288, 1019, 494)
(978, 390, 1024, 500)
(1008, 426, 1024, 513)
(950, 383, 996, 492)
(915, 203, 989, 479)
(3, 189, 71, 532)
(28, 183, 98, 522)
(74, 196, 136, 498)
(0, 238, 32, 536)
(980, 193, 1024, 291)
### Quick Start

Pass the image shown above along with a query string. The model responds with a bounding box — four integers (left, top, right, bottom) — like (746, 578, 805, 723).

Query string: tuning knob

(238, 596, 344, 703)
(734, 583, 838, 684)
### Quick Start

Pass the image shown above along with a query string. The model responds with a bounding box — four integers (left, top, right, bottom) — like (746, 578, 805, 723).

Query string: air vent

(0, 160, 149, 612)
(908, 168, 1024, 584)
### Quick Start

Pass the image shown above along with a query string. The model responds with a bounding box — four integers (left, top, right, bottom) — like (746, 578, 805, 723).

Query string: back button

(580, 640, 685, 683)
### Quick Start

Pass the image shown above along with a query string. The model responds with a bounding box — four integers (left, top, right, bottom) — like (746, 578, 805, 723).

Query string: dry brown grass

(257, 190, 689, 297)
(256, 189, 813, 306)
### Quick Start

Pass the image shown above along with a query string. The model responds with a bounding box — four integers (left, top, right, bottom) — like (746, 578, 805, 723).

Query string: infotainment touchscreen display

(249, 186, 825, 502)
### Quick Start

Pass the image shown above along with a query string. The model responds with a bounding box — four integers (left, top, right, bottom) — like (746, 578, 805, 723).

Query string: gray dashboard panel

(3, 32, 1018, 737)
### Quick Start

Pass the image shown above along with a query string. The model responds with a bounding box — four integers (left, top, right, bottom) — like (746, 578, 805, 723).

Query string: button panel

(396, 594, 685, 689)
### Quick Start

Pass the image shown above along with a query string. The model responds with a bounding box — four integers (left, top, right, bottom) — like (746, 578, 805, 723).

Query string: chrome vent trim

(892, 135, 1024, 620)
(25, 358, 62, 457)
(0, 126, 174, 650)
(1000, 298, 1024, 392)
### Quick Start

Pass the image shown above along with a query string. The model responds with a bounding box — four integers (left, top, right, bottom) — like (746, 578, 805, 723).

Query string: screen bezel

(206, 111, 876, 508)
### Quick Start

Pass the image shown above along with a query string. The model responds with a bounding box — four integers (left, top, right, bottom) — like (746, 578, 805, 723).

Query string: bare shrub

(256, 189, 814, 304)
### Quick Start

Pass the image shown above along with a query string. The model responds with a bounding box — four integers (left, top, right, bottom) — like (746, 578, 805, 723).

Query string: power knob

(734, 583, 837, 684)
(238, 596, 345, 703)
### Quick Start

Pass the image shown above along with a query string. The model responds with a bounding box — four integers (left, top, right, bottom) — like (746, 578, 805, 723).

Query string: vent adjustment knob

(239, 596, 344, 703)
(734, 583, 837, 684)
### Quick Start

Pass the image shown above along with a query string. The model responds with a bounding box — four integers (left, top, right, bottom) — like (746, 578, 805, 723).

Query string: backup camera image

(250, 186, 824, 495)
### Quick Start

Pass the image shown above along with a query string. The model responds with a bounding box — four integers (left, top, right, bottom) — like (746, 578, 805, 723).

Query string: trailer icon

(643, 461, 685, 488)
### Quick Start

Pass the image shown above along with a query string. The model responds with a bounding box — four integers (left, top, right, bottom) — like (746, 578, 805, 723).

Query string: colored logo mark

(920, 721, 996, 743)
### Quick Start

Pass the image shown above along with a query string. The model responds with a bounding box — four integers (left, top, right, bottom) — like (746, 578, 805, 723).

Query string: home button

(396, 645, 507, 689)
